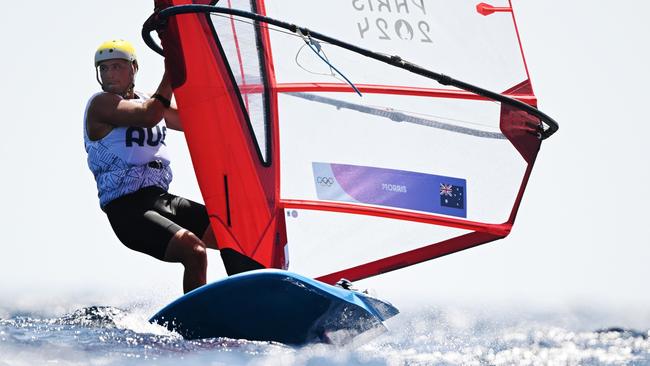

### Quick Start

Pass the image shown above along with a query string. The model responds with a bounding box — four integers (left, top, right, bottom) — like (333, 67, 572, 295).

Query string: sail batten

(280, 198, 511, 236)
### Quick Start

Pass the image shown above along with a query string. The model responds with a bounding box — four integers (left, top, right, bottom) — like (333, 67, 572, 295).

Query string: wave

(1, 303, 649, 366)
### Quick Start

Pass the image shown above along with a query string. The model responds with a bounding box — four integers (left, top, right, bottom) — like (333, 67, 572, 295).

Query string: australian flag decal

(440, 183, 464, 209)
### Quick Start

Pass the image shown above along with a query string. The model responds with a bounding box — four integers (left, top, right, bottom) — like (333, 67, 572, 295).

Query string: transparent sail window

(210, 1, 270, 163)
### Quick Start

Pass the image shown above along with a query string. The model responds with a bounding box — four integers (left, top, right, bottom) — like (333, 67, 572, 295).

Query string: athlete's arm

(164, 100, 183, 131)
(88, 93, 166, 129)
(87, 72, 174, 140)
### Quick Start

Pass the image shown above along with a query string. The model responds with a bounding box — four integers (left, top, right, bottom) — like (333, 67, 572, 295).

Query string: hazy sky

(1, 1, 648, 314)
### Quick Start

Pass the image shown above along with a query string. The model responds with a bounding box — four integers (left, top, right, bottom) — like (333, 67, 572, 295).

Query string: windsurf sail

(144, 0, 558, 283)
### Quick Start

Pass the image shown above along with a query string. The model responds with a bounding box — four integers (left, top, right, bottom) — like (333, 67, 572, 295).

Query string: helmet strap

(127, 61, 138, 99)
(123, 84, 135, 99)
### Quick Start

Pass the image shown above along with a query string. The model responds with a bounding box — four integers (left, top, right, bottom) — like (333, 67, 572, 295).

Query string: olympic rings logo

(316, 176, 335, 186)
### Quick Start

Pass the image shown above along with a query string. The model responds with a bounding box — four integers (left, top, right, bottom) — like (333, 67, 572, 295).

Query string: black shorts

(104, 186, 210, 260)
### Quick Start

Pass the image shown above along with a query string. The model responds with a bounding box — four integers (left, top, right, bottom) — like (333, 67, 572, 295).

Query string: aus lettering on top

(125, 126, 168, 147)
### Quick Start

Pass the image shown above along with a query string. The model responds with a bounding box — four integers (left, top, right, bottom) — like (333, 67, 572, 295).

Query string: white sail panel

(264, 0, 528, 92)
(284, 209, 472, 278)
(279, 91, 527, 224)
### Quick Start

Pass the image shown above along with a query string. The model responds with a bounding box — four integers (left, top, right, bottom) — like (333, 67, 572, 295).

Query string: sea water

(1, 292, 649, 366)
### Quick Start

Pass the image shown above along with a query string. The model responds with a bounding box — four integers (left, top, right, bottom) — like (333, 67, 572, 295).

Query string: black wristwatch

(152, 93, 171, 108)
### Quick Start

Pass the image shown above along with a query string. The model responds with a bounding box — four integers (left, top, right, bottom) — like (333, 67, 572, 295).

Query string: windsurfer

(83, 39, 213, 293)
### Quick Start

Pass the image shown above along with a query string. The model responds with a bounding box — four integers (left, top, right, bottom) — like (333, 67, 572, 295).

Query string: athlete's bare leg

(201, 225, 218, 250)
(199, 224, 265, 275)
(163, 229, 207, 293)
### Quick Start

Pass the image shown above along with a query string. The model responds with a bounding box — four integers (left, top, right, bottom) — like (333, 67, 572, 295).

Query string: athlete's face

(98, 59, 136, 95)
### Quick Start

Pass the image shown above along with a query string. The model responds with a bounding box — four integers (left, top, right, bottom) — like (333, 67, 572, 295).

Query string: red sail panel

(157, 0, 286, 269)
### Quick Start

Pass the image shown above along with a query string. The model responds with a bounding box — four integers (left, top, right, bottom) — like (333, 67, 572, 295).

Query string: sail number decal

(352, 0, 432, 43)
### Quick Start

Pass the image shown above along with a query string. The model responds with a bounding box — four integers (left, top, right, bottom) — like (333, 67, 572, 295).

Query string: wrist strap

(151, 93, 171, 108)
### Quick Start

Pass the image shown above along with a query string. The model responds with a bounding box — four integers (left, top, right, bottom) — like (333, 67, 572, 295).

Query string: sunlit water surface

(1, 293, 648, 366)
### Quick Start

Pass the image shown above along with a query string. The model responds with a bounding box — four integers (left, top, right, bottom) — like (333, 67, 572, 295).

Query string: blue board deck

(149, 269, 399, 345)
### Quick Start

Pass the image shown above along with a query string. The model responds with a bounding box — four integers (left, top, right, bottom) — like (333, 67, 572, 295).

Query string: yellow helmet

(94, 39, 137, 67)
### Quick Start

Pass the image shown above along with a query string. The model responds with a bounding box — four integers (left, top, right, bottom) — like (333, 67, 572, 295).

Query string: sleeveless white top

(83, 92, 173, 208)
